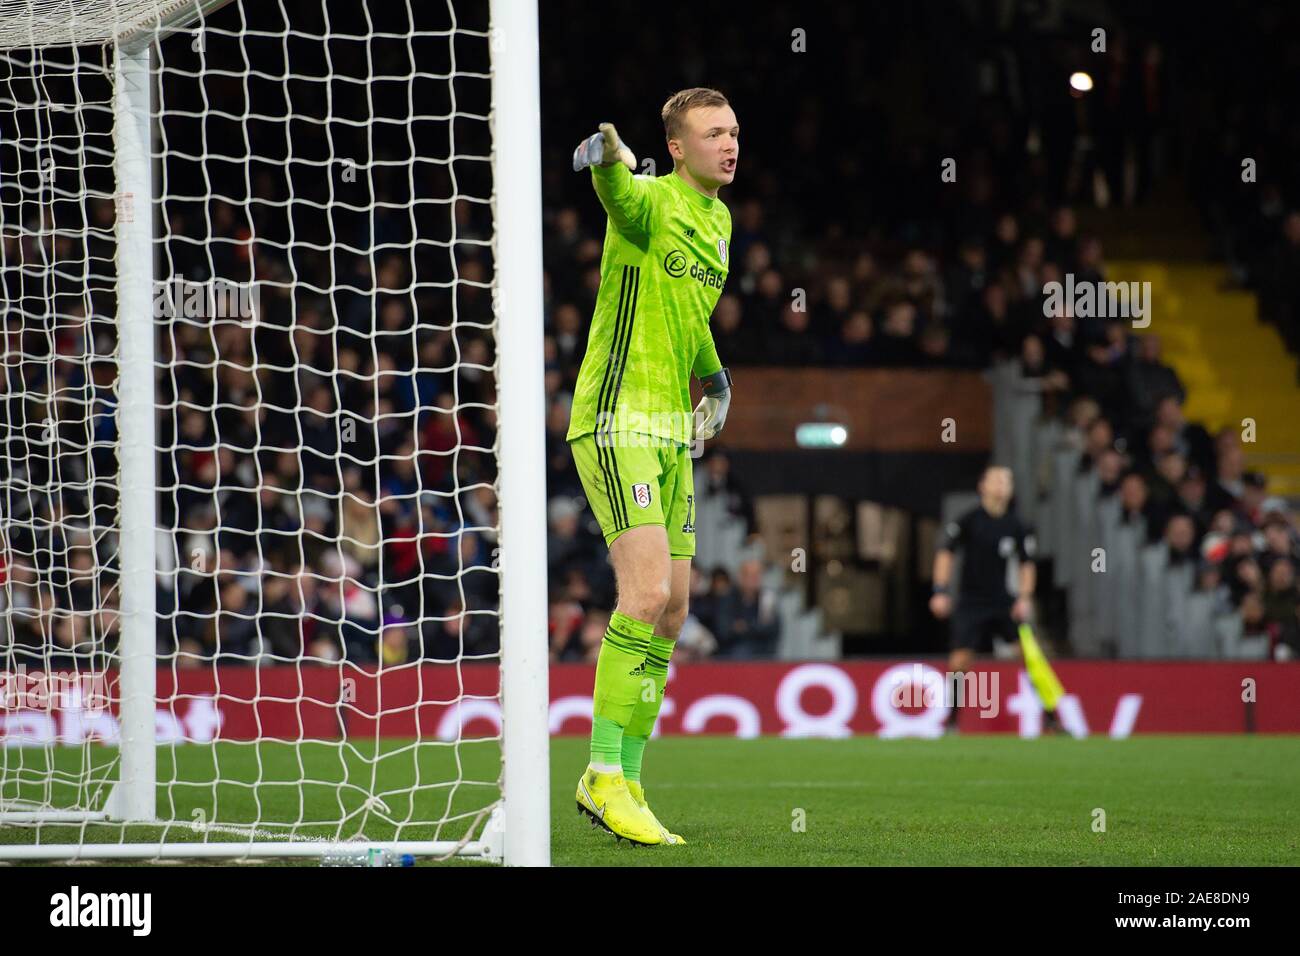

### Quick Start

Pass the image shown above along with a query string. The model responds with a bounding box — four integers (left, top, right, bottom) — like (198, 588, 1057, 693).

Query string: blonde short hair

(661, 87, 730, 141)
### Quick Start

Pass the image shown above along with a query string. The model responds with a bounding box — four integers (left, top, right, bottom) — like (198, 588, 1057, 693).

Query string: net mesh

(0, 0, 505, 859)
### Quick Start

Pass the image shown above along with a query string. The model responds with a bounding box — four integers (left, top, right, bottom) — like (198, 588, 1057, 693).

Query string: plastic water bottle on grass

(321, 846, 415, 867)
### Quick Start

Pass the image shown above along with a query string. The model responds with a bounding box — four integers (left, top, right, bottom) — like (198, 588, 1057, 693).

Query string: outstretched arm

(573, 122, 655, 239)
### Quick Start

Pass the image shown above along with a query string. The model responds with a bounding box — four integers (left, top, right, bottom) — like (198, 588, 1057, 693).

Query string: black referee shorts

(950, 603, 1016, 653)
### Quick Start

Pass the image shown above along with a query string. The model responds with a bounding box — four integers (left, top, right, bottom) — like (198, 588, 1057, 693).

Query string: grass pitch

(3, 735, 1297, 865)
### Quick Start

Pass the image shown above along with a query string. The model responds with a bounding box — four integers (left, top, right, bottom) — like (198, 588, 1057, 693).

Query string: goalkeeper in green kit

(568, 88, 738, 846)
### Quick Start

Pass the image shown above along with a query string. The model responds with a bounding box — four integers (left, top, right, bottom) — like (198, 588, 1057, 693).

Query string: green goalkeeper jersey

(565, 162, 730, 445)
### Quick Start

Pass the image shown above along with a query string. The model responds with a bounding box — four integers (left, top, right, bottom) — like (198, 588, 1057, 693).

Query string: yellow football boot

(575, 768, 663, 846)
(625, 779, 684, 845)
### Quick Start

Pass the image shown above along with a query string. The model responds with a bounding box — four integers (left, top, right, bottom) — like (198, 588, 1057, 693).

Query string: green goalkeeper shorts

(569, 432, 696, 557)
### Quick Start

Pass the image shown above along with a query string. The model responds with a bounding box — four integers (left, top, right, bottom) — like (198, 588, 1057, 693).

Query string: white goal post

(0, 0, 549, 864)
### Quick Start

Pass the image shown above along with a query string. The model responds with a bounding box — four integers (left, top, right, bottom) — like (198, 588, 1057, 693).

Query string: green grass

(551, 736, 1300, 866)
(3, 736, 1298, 865)
(0, 738, 503, 858)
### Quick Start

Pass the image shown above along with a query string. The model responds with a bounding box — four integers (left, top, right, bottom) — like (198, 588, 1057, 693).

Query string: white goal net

(0, 0, 549, 864)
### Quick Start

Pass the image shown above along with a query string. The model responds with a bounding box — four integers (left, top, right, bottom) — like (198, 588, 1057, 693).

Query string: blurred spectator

(548, 590, 586, 662)
(691, 567, 731, 639)
(1264, 558, 1299, 657)
(1163, 514, 1198, 567)
(712, 559, 779, 658)
(259, 572, 305, 659)
(943, 238, 989, 322)
(1205, 430, 1246, 515)
(1016, 334, 1069, 394)
(698, 450, 756, 537)
(1261, 512, 1300, 567)
(710, 293, 753, 366)
(1118, 471, 1160, 543)
(575, 608, 610, 664)
(873, 300, 924, 366)
(379, 610, 415, 667)
(420, 598, 497, 662)
(1046, 207, 1079, 274)
(1152, 395, 1215, 478)
(1127, 335, 1185, 426)
(547, 496, 603, 581)
(829, 310, 876, 366)
(204, 576, 258, 661)
(771, 303, 824, 365)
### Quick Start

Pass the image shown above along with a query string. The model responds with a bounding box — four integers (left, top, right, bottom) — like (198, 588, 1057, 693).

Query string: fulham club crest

(632, 483, 652, 509)
(718, 237, 728, 264)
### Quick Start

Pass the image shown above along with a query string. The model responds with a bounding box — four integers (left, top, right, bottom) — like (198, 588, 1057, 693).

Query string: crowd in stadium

(1, 183, 510, 670)
(541, 191, 1300, 661)
(536, 4, 1300, 661)
(2, 3, 1297, 669)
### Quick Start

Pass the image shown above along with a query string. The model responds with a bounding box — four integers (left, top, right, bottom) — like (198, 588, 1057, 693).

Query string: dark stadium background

(2, 0, 1295, 671)
(538, 0, 1300, 660)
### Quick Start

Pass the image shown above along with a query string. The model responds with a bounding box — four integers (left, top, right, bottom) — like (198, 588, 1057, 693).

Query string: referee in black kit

(929, 465, 1049, 733)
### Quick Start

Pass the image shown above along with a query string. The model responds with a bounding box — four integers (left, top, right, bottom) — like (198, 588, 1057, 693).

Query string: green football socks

(621, 633, 675, 782)
(589, 611, 655, 766)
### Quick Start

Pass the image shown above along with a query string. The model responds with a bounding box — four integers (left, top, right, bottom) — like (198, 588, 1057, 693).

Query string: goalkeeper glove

(693, 367, 733, 441)
(572, 122, 637, 172)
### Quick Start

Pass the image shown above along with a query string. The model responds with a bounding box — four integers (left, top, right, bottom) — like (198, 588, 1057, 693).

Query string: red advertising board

(1, 660, 1296, 744)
